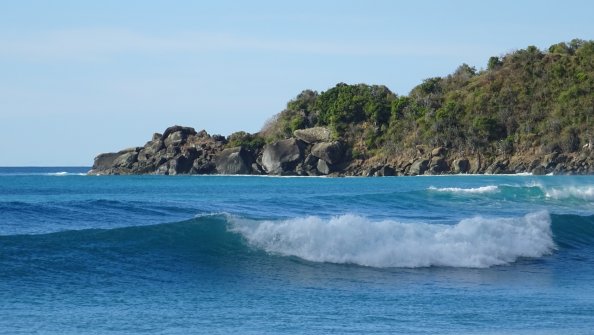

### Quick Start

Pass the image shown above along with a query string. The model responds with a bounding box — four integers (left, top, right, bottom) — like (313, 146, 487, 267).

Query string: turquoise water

(1, 167, 594, 334)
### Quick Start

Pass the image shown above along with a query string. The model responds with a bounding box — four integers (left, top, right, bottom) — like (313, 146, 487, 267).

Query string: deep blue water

(1, 167, 594, 334)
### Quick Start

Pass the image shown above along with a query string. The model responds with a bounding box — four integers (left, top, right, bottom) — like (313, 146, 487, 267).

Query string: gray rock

(184, 148, 199, 161)
(211, 134, 226, 143)
(485, 160, 510, 174)
(155, 163, 169, 175)
(376, 165, 395, 177)
(191, 160, 216, 174)
(431, 147, 446, 157)
(168, 155, 194, 175)
(262, 138, 303, 174)
(532, 166, 546, 175)
(118, 147, 140, 154)
(215, 147, 253, 175)
(162, 125, 197, 139)
(429, 157, 448, 174)
(251, 163, 264, 175)
(303, 154, 319, 169)
(409, 159, 429, 175)
(113, 152, 138, 168)
(152, 133, 163, 141)
(164, 131, 185, 148)
(317, 159, 331, 175)
(88, 125, 228, 175)
(92, 152, 120, 171)
(293, 127, 331, 144)
(452, 158, 470, 173)
(311, 141, 344, 165)
(138, 140, 163, 162)
(162, 125, 197, 148)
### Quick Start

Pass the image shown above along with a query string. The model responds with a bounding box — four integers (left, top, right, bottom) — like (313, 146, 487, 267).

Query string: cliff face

(89, 125, 594, 176)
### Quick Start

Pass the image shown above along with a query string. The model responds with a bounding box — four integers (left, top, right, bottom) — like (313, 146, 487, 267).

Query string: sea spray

(428, 185, 499, 194)
(544, 186, 594, 201)
(230, 211, 555, 268)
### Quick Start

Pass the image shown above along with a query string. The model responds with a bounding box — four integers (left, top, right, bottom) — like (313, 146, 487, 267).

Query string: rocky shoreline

(89, 125, 594, 176)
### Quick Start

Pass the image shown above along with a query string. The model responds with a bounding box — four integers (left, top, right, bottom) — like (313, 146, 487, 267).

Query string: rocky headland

(89, 124, 594, 176)
(90, 40, 594, 176)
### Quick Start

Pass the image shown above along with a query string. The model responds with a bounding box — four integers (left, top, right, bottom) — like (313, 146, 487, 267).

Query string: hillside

(90, 39, 594, 176)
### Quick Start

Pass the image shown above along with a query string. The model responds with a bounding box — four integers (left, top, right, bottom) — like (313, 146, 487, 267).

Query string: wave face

(0, 212, 594, 272)
(2, 211, 594, 273)
(231, 212, 555, 268)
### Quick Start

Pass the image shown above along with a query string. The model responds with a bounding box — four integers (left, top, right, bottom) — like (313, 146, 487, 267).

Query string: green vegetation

(226, 131, 266, 152)
(257, 39, 594, 160)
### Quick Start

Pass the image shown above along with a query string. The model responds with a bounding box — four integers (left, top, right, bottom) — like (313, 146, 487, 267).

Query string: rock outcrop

(90, 125, 594, 176)
(311, 141, 344, 165)
(89, 125, 226, 175)
(293, 127, 331, 144)
(216, 147, 253, 175)
(261, 138, 303, 175)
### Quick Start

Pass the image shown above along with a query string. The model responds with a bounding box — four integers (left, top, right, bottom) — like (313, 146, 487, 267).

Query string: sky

(1, 0, 593, 166)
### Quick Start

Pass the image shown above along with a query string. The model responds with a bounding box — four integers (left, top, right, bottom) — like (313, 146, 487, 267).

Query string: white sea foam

(50, 171, 69, 176)
(545, 186, 594, 200)
(46, 172, 87, 176)
(229, 212, 554, 268)
(428, 185, 499, 194)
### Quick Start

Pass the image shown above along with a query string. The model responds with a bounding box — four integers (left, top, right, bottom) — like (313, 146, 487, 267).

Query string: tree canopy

(256, 39, 594, 159)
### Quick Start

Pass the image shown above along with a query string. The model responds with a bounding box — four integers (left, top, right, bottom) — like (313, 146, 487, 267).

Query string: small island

(90, 39, 594, 176)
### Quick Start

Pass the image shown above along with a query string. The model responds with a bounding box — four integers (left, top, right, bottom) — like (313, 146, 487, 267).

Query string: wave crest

(428, 185, 499, 194)
(230, 212, 554, 268)
(544, 186, 594, 200)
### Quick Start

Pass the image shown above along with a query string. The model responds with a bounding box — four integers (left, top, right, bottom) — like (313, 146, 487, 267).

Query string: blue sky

(1, 0, 593, 166)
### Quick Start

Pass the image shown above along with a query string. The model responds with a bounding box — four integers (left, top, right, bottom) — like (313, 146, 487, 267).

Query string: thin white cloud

(0, 28, 486, 61)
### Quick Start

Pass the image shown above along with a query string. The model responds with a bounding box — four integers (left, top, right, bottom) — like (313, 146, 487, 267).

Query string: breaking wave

(544, 186, 594, 201)
(230, 212, 554, 268)
(4, 211, 593, 272)
(428, 185, 499, 194)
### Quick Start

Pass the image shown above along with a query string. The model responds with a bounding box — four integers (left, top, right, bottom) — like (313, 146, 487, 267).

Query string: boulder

(452, 158, 470, 174)
(431, 147, 446, 157)
(163, 126, 197, 148)
(251, 163, 264, 175)
(215, 147, 253, 175)
(311, 141, 344, 165)
(293, 127, 331, 144)
(138, 140, 164, 162)
(191, 160, 216, 174)
(92, 152, 120, 171)
(409, 159, 429, 175)
(428, 157, 448, 174)
(155, 163, 169, 175)
(376, 165, 395, 177)
(162, 125, 197, 139)
(113, 151, 138, 168)
(303, 154, 319, 169)
(485, 160, 510, 174)
(164, 131, 186, 148)
(317, 159, 331, 175)
(262, 138, 303, 174)
(168, 155, 194, 175)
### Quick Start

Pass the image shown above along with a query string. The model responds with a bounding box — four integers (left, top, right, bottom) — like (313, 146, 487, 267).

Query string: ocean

(1, 167, 593, 334)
